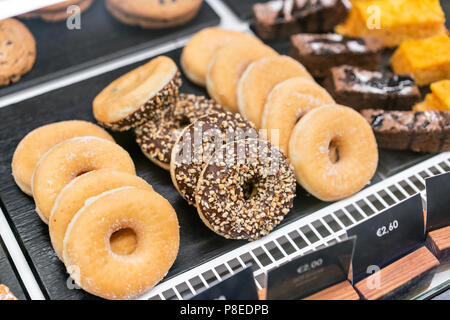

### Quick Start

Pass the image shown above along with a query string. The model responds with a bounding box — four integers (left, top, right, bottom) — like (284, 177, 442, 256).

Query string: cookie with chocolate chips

(196, 139, 296, 241)
(93, 56, 181, 131)
(170, 111, 258, 206)
(106, 0, 203, 29)
(135, 94, 223, 170)
(0, 18, 36, 87)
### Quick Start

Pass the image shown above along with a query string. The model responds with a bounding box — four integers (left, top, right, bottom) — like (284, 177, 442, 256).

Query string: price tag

(265, 237, 356, 300)
(425, 172, 450, 232)
(347, 194, 425, 283)
(190, 266, 259, 300)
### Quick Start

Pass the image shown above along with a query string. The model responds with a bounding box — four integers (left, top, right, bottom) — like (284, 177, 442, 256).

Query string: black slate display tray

(0, 46, 438, 300)
(222, 0, 260, 20)
(0, 0, 219, 98)
(0, 235, 27, 300)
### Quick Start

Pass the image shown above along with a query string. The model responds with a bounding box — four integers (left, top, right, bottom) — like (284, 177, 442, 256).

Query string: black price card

(425, 172, 450, 232)
(190, 267, 259, 300)
(348, 194, 425, 283)
(265, 237, 356, 300)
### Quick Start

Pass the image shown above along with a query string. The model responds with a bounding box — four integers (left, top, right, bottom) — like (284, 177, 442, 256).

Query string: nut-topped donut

(135, 94, 223, 170)
(170, 112, 257, 206)
(93, 56, 181, 131)
(196, 139, 296, 241)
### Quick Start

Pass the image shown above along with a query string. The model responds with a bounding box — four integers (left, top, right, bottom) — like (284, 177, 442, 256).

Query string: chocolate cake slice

(361, 109, 450, 153)
(253, 0, 349, 40)
(290, 33, 383, 78)
(324, 66, 421, 110)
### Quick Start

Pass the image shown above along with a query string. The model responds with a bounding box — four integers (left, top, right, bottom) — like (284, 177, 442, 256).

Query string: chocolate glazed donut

(170, 112, 257, 206)
(195, 139, 296, 241)
(135, 94, 223, 170)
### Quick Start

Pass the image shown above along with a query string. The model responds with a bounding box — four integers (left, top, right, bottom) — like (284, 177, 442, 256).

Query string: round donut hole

(109, 228, 137, 256)
(328, 139, 340, 164)
(242, 179, 258, 200)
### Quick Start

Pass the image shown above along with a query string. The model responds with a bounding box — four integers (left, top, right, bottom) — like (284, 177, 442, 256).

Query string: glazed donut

(289, 105, 378, 201)
(195, 139, 296, 240)
(49, 169, 152, 260)
(171, 112, 257, 205)
(181, 28, 262, 86)
(261, 77, 335, 154)
(63, 187, 179, 300)
(32, 137, 135, 223)
(12, 120, 114, 196)
(93, 56, 181, 131)
(135, 94, 223, 170)
(237, 55, 314, 128)
(206, 42, 278, 113)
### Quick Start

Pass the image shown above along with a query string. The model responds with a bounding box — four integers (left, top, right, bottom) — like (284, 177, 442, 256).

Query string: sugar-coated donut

(261, 77, 335, 154)
(12, 120, 114, 196)
(32, 137, 135, 223)
(181, 28, 262, 86)
(206, 42, 278, 113)
(63, 187, 179, 300)
(237, 55, 314, 128)
(196, 139, 296, 240)
(49, 169, 152, 260)
(93, 56, 181, 131)
(135, 94, 223, 170)
(171, 112, 257, 205)
(289, 105, 378, 201)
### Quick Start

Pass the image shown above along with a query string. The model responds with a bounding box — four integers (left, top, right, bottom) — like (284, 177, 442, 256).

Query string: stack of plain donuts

(92, 55, 297, 241)
(12, 121, 179, 300)
(181, 27, 379, 202)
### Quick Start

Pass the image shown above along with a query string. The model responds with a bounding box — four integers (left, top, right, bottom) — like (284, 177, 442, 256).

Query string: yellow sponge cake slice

(336, 0, 447, 47)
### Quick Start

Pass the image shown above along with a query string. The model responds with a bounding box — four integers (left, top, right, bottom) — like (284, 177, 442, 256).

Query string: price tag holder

(190, 266, 259, 300)
(348, 194, 425, 283)
(425, 172, 450, 232)
(425, 172, 450, 260)
(265, 237, 356, 300)
(349, 194, 440, 300)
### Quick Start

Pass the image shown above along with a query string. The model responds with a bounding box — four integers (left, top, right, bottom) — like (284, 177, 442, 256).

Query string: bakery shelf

(0, 44, 448, 299)
(142, 153, 450, 300)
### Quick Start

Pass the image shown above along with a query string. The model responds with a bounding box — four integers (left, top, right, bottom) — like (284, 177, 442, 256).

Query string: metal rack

(142, 153, 450, 300)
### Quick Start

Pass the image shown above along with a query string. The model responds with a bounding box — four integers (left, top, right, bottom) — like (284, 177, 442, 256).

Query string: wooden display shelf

(426, 226, 450, 261)
(303, 281, 359, 300)
(354, 246, 439, 300)
(258, 281, 359, 300)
